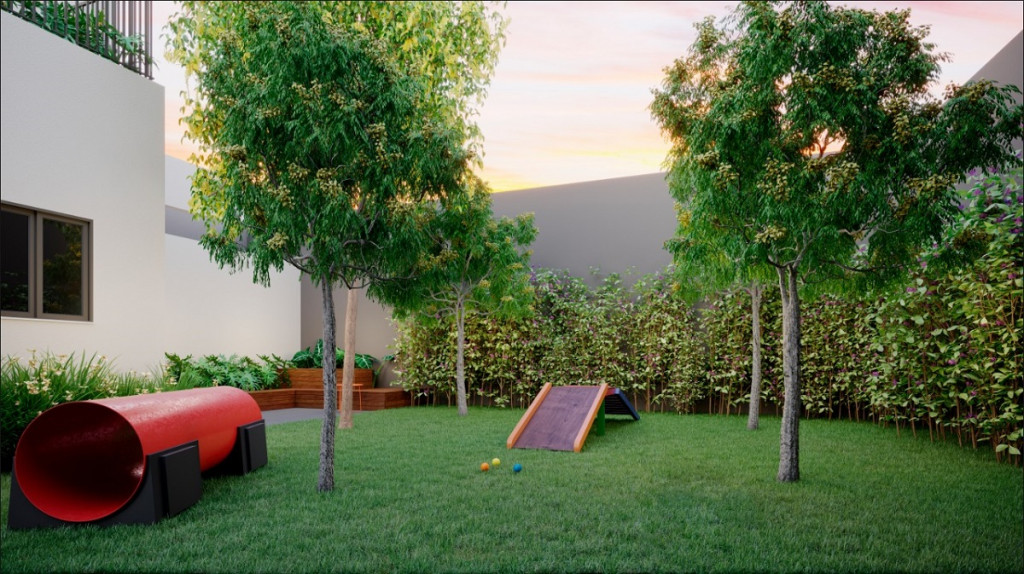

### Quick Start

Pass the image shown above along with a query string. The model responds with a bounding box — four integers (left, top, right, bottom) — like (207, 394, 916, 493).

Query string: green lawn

(1, 408, 1021, 573)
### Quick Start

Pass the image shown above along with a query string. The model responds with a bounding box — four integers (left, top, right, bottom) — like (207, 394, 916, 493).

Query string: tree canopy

(166, 1, 508, 491)
(389, 178, 536, 416)
(652, 0, 1022, 481)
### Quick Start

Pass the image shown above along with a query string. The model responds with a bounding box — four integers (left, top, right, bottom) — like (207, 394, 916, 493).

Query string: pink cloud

(153, 2, 1023, 193)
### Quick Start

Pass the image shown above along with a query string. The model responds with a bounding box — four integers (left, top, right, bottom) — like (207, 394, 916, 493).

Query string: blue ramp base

(604, 389, 640, 420)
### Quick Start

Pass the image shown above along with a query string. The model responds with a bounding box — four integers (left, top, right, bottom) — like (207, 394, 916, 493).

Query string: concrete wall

(163, 234, 301, 359)
(968, 30, 1023, 154)
(969, 31, 1023, 100)
(1, 13, 166, 371)
(163, 156, 303, 360)
(490, 172, 676, 286)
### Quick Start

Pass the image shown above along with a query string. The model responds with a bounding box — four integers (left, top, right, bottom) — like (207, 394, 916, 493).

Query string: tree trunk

(747, 282, 763, 431)
(339, 287, 359, 429)
(318, 280, 338, 492)
(456, 295, 469, 417)
(777, 265, 801, 482)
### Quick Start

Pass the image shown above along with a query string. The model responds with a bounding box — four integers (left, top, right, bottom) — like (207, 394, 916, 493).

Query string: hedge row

(394, 168, 1022, 462)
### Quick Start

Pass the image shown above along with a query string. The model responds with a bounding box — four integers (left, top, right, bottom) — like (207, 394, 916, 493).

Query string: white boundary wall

(163, 157, 301, 360)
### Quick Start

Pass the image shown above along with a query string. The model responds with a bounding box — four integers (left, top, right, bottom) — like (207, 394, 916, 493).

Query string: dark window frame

(1, 202, 92, 321)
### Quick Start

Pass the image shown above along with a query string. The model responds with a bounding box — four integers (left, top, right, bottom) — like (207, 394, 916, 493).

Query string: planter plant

(290, 339, 376, 388)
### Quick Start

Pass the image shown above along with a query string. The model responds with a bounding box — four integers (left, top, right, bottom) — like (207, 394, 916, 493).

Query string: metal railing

(1, 1, 152, 79)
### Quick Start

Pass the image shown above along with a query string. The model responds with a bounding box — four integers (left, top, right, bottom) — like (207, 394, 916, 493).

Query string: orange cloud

(153, 1, 1023, 194)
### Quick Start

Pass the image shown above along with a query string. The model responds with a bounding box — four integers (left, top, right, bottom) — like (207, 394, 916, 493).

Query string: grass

(1, 408, 1022, 573)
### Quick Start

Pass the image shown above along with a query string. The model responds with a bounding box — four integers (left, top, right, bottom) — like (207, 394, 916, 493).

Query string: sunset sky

(154, 1, 1024, 193)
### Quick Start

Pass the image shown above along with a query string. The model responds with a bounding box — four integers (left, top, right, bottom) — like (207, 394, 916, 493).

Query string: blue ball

(513, 463, 523, 473)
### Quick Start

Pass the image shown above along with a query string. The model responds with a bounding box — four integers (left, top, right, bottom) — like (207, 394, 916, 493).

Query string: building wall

(968, 30, 1023, 153)
(490, 172, 676, 287)
(1, 13, 166, 371)
(969, 31, 1023, 100)
(163, 234, 301, 359)
(162, 156, 302, 360)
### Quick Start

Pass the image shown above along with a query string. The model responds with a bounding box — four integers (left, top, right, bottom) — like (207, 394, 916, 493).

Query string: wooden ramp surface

(510, 385, 606, 452)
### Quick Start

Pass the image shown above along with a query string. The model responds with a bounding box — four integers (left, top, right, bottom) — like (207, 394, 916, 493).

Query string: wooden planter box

(285, 368, 374, 389)
(248, 369, 409, 412)
(286, 368, 374, 409)
(248, 388, 296, 410)
(358, 388, 412, 411)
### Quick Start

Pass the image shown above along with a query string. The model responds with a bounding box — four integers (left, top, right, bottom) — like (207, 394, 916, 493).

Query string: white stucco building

(1, 9, 300, 371)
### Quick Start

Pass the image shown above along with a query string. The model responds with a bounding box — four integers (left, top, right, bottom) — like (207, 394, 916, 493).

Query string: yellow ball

(491, 458, 501, 467)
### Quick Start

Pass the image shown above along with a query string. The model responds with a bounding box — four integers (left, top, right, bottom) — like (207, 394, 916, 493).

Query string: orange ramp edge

(507, 383, 552, 449)
(572, 383, 608, 452)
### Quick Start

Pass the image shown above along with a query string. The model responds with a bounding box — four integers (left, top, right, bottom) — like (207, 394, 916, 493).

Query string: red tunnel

(13, 386, 262, 523)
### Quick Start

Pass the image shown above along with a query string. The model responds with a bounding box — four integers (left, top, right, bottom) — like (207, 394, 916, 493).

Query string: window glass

(1, 209, 31, 313)
(41, 217, 84, 316)
(1, 204, 90, 320)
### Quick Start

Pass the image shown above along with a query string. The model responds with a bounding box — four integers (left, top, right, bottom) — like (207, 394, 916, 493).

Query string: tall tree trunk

(318, 280, 338, 492)
(747, 282, 763, 431)
(456, 295, 469, 417)
(777, 265, 801, 482)
(339, 287, 359, 429)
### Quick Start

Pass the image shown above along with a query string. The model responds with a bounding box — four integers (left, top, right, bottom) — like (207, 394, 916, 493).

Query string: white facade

(163, 157, 301, 360)
(1, 13, 165, 371)
(1, 14, 300, 371)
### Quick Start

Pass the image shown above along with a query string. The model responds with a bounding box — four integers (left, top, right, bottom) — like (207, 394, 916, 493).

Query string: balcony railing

(1, 1, 152, 79)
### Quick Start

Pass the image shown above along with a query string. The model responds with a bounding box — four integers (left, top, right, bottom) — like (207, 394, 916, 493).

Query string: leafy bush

(866, 166, 1023, 459)
(163, 353, 290, 391)
(0, 351, 160, 464)
(290, 339, 376, 370)
(394, 167, 1022, 465)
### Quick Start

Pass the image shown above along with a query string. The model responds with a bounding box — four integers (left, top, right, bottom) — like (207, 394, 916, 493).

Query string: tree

(652, 1, 1022, 481)
(311, 3, 508, 430)
(390, 179, 536, 416)
(166, 2, 484, 492)
(169, 1, 508, 433)
(666, 210, 775, 431)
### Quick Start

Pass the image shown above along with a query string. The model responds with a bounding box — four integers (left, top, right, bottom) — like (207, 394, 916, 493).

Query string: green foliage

(392, 184, 537, 324)
(165, 0, 507, 291)
(396, 237, 1021, 463)
(866, 166, 1023, 459)
(631, 271, 706, 413)
(652, 3, 1021, 287)
(167, 2, 470, 291)
(388, 183, 536, 415)
(0, 351, 161, 462)
(394, 269, 705, 412)
(162, 353, 290, 392)
(651, 0, 1022, 479)
(290, 339, 375, 370)
(166, 1, 507, 484)
(323, 1, 508, 163)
